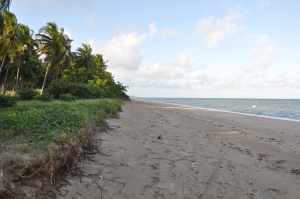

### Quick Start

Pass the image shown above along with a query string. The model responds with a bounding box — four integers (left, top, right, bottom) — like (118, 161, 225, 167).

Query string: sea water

(140, 98, 300, 121)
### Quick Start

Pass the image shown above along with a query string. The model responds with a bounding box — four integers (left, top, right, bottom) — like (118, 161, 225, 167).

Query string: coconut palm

(75, 43, 94, 68)
(0, 0, 11, 11)
(0, 11, 17, 91)
(0, 0, 11, 34)
(36, 22, 72, 94)
(11, 24, 35, 89)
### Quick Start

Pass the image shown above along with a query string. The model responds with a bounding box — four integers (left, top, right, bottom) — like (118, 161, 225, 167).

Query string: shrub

(59, 93, 77, 101)
(47, 80, 68, 99)
(86, 85, 106, 98)
(48, 80, 92, 99)
(17, 88, 38, 100)
(48, 80, 108, 99)
(68, 83, 93, 99)
(0, 95, 17, 108)
(34, 93, 53, 101)
(0, 99, 121, 146)
(48, 79, 129, 100)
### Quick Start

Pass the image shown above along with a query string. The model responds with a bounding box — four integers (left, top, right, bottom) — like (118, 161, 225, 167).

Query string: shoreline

(135, 98, 300, 123)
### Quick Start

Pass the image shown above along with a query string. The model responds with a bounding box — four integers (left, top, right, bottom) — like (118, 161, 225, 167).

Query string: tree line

(0, 1, 128, 100)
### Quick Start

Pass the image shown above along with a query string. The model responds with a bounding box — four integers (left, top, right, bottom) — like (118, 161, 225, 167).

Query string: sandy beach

(54, 100, 300, 199)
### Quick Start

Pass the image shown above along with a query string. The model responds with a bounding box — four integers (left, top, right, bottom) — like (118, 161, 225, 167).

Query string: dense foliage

(0, 2, 128, 101)
(17, 88, 37, 100)
(0, 99, 121, 146)
(0, 94, 15, 107)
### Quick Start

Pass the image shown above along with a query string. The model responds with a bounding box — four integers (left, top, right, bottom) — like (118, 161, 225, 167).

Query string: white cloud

(197, 14, 241, 47)
(246, 34, 277, 72)
(101, 32, 145, 72)
(148, 22, 158, 37)
(249, 34, 275, 69)
(89, 21, 300, 98)
(64, 29, 73, 38)
(131, 53, 218, 91)
(92, 23, 159, 82)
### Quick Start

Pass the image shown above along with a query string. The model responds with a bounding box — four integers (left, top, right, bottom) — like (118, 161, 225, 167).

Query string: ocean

(140, 98, 300, 121)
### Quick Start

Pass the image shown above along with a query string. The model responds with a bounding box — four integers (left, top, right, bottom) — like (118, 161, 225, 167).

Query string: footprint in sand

(290, 168, 300, 175)
(267, 159, 286, 171)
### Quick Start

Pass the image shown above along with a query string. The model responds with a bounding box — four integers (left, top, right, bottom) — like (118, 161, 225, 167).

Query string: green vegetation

(0, 1, 126, 197)
(0, 99, 121, 147)
(17, 88, 38, 100)
(0, 1, 128, 100)
(0, 0, 127, 146)
(0, 1, 126, 147)
(0, 94, 16, 107)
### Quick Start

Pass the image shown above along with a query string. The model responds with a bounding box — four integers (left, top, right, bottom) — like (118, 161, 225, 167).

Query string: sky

(11, 0, 300, 98)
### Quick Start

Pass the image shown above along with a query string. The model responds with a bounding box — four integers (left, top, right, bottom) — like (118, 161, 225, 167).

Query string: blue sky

(11, 0, 300, 98)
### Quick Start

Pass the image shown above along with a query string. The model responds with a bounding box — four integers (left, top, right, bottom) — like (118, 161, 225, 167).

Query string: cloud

(100, 31, 145, 78)
(249, 34, 275, 69)
(197, 14, 241, 47)
(129, 52, 221, 92)
(98, 30, 279, 96)
(91, 23, 159, 82)
(64, 29, 73, 39)
(89, 21, 300, 98)
(137, 53, 192, 81)
(148, 22, 158, 37)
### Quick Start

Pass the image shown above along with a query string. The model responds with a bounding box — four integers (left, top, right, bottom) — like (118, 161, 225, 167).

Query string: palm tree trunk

(15, 65, 20, 90)
(2, 65, 10, 92)
(41, 65, 50, 94)
(0, 57, 5, 93)
(0, 56, 6, 77)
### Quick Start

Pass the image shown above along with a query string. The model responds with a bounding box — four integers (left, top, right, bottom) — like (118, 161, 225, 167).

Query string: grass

(0, 99, 121, 148)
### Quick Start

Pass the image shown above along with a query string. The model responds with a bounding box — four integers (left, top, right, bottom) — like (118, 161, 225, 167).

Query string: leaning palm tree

(36, 22, 72, 94)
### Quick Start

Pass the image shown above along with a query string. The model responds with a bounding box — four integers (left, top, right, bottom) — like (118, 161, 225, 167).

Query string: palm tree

(0, 0, 12, 34)
(36, 22, 72, 94)
(75, 43, 94, 68)
(0, 11, 17, 91)
(0, 0, 11, 11)
(12, 24, 35, 89)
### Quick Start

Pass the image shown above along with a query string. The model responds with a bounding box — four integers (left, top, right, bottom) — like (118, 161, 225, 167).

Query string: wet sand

(55, 100, 300, 199)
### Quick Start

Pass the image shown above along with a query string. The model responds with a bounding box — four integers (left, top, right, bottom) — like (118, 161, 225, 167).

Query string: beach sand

(54, 100, 300, 199)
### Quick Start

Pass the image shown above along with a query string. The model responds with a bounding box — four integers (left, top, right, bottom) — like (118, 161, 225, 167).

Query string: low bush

(48, 79, 129, 100)
(34, 93, 53, 101)
(59, 93, 77, 101)
(0, 99, 121, 146)
(48, 80, 94, 99)
(17, 88, 38, 100)
(0, 95, 17, 108)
